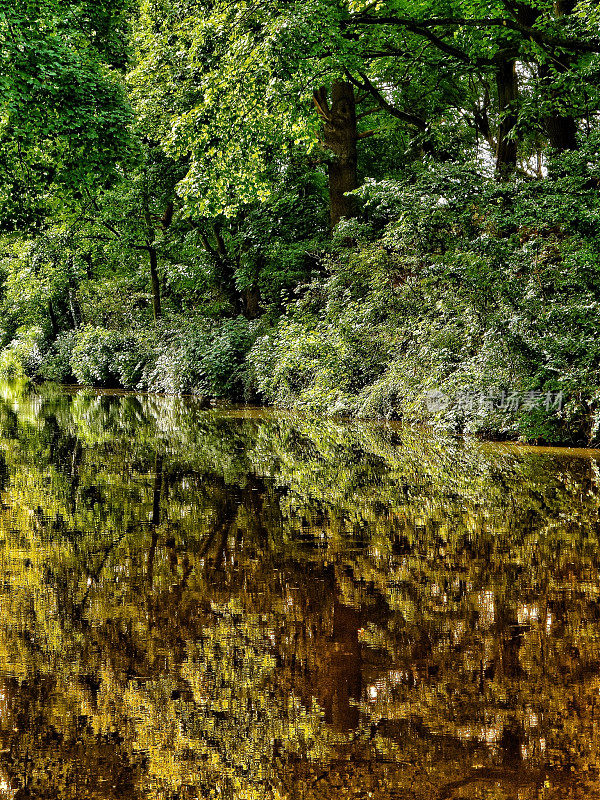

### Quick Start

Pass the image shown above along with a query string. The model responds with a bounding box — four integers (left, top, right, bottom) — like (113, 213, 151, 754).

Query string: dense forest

(1, 0, 600, 443)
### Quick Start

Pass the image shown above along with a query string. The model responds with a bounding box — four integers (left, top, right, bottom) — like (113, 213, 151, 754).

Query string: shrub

(0, 348, 27, 381)
(0, 327, 45, 380)
(39, 331, 77, 383)
(70, 326, 122, 386)
(147, 315, 258, 398)
(250, 156, 600, 443)
(70, 326, 148, 388)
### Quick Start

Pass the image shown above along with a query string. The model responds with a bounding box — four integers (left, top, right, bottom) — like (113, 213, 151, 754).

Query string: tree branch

(348, 14, 600, 55)
(312, 87, 332, 121)
(356, 106, 380, 120)
(345, 70, 428, 132)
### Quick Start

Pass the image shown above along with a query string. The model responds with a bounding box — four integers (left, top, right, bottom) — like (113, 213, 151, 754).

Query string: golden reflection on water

(0, 383, 599, 798)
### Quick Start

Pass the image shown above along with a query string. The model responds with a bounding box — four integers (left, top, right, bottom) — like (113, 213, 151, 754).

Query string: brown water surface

(0, 383, 599, 799)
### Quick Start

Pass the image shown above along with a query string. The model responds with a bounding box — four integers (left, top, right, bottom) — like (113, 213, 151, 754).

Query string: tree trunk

(67, 257, 82, 328)
(554, 0, 576, 13)
(495, 60, 519, 178)
(243, 285, 261, 320)
(48, 300, 58, 337)
(68, 286, 81, 329)
(539, 0, 578, 152)
(544, 112, 578, 151)
(198, 224, 242, 313)
(314, 81, 359, 227)
(149, 246, 162, 321)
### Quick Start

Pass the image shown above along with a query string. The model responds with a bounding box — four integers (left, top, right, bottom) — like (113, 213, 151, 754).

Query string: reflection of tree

(0, 384, 599, 797)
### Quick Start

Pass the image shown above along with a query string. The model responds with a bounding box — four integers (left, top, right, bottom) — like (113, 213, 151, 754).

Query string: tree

(0, 0, 134, 228)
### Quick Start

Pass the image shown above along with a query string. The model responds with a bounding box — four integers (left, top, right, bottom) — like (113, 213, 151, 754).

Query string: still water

(0, 383, 600, 799)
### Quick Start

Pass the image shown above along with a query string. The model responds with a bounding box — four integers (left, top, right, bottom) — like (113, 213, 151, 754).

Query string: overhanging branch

(345, 69, 428, 132)
(348, 14, 600, 55)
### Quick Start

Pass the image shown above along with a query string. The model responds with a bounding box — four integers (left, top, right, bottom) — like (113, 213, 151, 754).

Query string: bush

(250, 155, 600, 444)
(147, 315, 258, 398)
(70, 326, 148, 388)
(0, 327, 45, 380)
(202, 317, 257, 398)
(0, 349, 27, 381)
(39, 331, 77, 383)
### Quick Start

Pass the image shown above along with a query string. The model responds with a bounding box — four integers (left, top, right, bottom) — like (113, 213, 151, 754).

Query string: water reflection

(0, 382, 599, 798)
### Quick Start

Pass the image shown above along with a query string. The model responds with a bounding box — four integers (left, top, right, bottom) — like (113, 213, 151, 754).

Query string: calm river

(0, 383, 599, 799)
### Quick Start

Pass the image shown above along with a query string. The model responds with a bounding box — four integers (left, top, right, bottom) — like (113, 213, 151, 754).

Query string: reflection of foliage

(123, 605, 327, 800)
(0, 384, 599, 797)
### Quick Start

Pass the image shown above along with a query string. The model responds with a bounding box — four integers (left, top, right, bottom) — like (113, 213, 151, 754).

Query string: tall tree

(0, 0, 133, 228)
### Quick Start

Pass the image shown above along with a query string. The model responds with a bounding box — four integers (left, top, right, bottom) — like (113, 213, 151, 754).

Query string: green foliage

(70, 325, 146, 387)
(39, 330, 77, 383)
(251, 146, 600, 443)
(1, 0, 600, 443)
(148, 315, 258, 398)
(0, 326, 45, 379)
(0, 0, 134, 227)
(54, 316, 258, 397)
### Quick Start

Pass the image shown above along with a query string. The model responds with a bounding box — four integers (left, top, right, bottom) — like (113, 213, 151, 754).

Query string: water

(0, 383, 599, 799)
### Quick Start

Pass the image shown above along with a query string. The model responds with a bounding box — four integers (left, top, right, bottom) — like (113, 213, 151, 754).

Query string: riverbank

(0, 374, 592, 449)
(2, 162, 599, 447)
